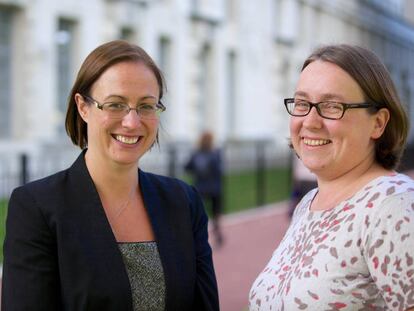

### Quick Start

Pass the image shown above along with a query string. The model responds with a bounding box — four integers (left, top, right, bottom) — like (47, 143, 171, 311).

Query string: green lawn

(222, 167, 291, 214)
(0, 199, 7, 263)
(183, 166, 291, 215)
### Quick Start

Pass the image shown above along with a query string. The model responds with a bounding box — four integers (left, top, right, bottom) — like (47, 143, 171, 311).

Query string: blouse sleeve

(188, 185, 220, 311)
(363, 191, 414, 311)
(2, 186, 60, 310)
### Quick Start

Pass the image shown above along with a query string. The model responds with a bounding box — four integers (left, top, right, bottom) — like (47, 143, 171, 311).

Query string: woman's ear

(371, 108, 390, 139)
(75, 93, 89, 123)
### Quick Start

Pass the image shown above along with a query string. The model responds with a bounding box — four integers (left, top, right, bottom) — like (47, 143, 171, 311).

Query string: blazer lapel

(139, 170, 196, 310)
(64, 151, 133, 309)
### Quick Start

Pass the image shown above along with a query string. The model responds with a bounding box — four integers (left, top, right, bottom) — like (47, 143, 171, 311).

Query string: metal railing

(0, 140, 291, 204)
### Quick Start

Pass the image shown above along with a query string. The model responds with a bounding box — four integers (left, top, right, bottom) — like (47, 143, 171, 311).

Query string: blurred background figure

(288, 154, 317, 218)
(185, 131, 224, 247)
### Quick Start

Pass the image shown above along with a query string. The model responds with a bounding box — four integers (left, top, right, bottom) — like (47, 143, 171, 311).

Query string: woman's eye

(294, 101, 309, 109)
(106, 103, 126, 110)
(139, 104, 155, 111)
(324, 102, 342, 111)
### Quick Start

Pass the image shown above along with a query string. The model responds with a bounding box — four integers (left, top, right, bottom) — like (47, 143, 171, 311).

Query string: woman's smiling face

(290, 60, 385, 180)
(76, 61, 160, 168)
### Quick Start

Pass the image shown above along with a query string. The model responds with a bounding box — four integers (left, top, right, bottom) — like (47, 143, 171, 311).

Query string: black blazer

(2, 152, 219, 310)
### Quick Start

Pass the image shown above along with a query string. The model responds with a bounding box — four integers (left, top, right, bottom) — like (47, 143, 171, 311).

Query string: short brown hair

(301, 44, 409, 170)
(65, 40, 165, 149)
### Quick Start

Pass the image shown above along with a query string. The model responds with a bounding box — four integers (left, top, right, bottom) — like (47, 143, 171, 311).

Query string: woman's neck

(84, 150, 139, 196)
(311, 160, 391, 211)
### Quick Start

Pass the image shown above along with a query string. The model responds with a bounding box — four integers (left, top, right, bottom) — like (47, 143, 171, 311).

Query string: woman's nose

(121, 109, 142, 128)
(302, 106, 323, 129)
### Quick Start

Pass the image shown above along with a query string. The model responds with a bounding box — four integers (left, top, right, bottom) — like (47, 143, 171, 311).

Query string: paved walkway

(209, 202, 290, 311)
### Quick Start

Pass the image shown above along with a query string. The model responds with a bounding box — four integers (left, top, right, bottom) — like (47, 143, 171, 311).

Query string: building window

(158, 36, 172, 128)
(0, 7, 13, 138)
(198, 43, 212, 131)
(226, 50, 237, 136)
(191, 0, 224, 24)
(273, 0, 299, 44)
(56, 18, 76, 133)
(226, 0, 237, 21)
(120, 27, 135, 42)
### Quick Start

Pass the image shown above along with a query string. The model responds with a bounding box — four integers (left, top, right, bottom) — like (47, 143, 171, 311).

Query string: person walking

(185, 131, 224, 247)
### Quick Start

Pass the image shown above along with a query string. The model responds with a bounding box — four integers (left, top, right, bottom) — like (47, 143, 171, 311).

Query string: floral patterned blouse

(249, 173, 414, 311)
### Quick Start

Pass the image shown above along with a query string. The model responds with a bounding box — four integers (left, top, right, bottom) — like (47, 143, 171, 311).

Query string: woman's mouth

(302, 138, 331, 146)
(113, 134, 140, 145)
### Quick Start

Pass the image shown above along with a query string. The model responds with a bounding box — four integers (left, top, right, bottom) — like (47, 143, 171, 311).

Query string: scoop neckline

(307, 172, 399, 214)
(117, 241, 156, 245)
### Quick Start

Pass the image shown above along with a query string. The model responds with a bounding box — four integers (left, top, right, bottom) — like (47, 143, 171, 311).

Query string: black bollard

(20, 153, 29, 185)
(256, 141, 265, 207)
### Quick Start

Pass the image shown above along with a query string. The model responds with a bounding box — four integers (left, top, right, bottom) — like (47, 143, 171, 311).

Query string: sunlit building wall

(0, 0, 413, 171)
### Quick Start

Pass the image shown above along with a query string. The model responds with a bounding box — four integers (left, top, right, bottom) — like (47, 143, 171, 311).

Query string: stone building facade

(0, 0, 413, 179)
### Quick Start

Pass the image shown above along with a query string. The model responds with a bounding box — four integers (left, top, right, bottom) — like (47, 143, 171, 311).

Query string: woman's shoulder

(376, 173, 414, 206)
(7, 169, 72, 228)
(11, 168, 70, 199)
(12, 151, 86, 198)
(381, 172, 414, 184)
(364, 172, 414, 197)
(349, 172, 414, 215)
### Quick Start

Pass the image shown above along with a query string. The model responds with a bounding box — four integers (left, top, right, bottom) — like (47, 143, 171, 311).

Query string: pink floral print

(249, 173, 414, 311)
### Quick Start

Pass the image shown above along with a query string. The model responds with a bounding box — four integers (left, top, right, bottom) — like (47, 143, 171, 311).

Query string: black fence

(2, 141, 414, 204)
(0, 140, 291, 207)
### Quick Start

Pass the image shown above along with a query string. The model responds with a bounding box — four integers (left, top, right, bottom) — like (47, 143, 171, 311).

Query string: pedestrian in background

(2, 40, 219, 311)
(185, 131, 224, 247)
(250, 44, 414, 310)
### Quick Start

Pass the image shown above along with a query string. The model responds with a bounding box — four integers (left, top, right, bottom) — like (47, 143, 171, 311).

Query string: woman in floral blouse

(249, 44, 414, 311)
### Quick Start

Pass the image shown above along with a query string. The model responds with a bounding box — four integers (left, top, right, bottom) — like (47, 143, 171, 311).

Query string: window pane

(120, 27, 134, 41)
(198, 44, 212, 131)
(226, 51, 236, 136)
(0, 7, 12, 138)
(158, 36, 172, 129)
(56, 18, 76, 134)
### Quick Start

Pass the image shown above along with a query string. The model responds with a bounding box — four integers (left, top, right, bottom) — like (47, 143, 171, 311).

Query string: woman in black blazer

(2, 40, 219, 310)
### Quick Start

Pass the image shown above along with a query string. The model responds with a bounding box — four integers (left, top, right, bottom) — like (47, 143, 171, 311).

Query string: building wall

(0, 0, 414, 173)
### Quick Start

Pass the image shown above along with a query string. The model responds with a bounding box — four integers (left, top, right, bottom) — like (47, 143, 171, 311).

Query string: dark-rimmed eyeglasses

(284, 98, 380, 120)
(82, 95, 166, 120)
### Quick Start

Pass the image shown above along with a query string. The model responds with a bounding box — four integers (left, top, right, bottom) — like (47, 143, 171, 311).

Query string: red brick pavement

(209, 202, 290, 311)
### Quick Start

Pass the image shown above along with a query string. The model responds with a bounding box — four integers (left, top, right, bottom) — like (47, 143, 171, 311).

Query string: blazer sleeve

(2, 186, 60, 310)
(186, 185, 220, 310)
